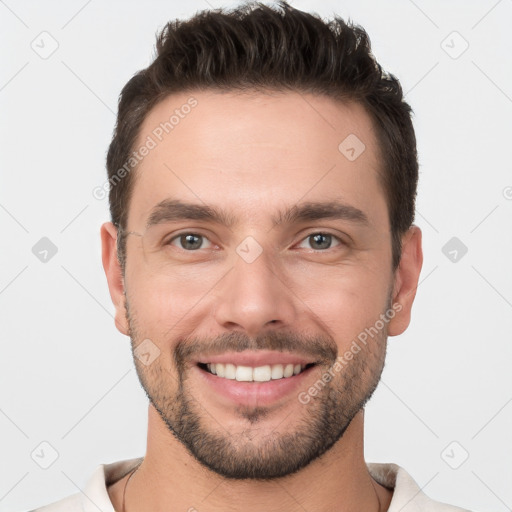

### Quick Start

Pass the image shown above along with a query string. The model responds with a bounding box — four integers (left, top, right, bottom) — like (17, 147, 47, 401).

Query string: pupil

(182, 234, 201, 250)
(312, 234, 330, 250)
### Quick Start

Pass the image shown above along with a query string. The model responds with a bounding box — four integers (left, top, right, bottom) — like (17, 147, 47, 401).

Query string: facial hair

(125, 296, 389, 480)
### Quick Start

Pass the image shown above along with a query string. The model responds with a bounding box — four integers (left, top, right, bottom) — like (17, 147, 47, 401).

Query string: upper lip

(195, 350, 316, 367)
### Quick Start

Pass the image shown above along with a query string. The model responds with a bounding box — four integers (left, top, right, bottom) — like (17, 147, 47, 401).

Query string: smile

(198, 362, 315, 382)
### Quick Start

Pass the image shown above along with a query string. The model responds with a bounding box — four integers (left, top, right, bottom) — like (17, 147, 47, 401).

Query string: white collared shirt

(27, 457, 471, 512)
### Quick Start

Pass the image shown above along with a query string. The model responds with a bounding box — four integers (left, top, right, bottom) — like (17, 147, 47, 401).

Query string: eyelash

(167, 231, 346, 252)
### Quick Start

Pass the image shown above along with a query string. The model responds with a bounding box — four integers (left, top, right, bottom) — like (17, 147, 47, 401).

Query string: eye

(165, 231, 344, 252)
(297, 232, 343, 251)
(168, 233, 213, 251)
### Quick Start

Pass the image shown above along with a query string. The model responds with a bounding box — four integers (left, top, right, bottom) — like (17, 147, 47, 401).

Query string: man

(32, 1, 471, 511)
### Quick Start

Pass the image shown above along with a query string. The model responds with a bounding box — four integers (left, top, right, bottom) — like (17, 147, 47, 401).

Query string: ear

(101, 222, 129, 336)
(388, 225, 423, 336)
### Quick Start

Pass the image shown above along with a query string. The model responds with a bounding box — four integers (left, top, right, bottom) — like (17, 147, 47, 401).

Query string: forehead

(128, 89, 386, 231)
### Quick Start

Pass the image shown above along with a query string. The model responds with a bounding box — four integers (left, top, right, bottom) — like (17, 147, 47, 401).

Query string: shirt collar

(80, 457, 444, 512)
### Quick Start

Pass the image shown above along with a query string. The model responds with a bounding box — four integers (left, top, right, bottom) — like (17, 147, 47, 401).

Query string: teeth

(215, 362, 226, 378)
(225, 363, 236, 380)
(235, 365, 253, 382)
(283, 364, 294, 378)
(271, 364, 284, 379)
(253, 365, 271, 382)
(205, 362, 308, 381)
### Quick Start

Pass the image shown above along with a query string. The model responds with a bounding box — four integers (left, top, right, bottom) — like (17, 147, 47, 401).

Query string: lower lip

(194, 365, 316, 407)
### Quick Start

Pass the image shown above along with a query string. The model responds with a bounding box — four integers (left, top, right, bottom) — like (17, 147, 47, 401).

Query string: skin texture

(102, 90, 423, 512)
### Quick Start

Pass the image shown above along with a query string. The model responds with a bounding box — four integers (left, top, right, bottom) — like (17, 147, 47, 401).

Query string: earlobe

(388, 225, 423, 337)
(100, 222, 129, 336)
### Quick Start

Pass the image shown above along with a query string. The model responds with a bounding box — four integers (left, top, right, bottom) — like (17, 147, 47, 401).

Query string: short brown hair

(107, 1, 418, 271)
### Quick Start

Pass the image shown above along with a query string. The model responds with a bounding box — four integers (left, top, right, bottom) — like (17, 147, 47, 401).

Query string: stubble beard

(125, 296, 388, 480)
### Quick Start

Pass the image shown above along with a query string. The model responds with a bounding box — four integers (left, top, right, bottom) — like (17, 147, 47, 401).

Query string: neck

(112, 405, 392, 512)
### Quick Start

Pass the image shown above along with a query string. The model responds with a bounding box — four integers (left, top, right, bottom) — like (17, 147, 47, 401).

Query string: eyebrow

(146, 198, 370, 229)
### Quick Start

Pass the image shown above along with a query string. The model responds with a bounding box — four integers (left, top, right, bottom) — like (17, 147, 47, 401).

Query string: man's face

(111, 90, 407, 479)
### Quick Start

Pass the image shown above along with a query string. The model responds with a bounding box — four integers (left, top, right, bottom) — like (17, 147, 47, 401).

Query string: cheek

(125, 269, 215, 356)
(127, 263, 216, 320)
(298, 263, 390, 344)
(126, 249, 391, 346)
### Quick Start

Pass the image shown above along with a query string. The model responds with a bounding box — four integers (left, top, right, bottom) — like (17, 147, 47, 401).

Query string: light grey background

(1, 1, 511, 511)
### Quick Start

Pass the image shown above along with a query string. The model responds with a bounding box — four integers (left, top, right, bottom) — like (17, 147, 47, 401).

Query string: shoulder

(26, 492, 83, 512)
(24, 457, 143, 512)
(367, 462, 474, 512)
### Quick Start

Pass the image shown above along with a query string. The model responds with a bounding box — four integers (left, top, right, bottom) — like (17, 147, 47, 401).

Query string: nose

(213, 246, 299, 338)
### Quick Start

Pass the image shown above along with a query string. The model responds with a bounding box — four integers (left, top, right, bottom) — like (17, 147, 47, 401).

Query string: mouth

(197, 362, 316, 382)
(193, 351, 321, 407)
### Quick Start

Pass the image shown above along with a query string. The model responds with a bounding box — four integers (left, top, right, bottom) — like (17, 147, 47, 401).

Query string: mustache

(174, 329, 338, 368)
